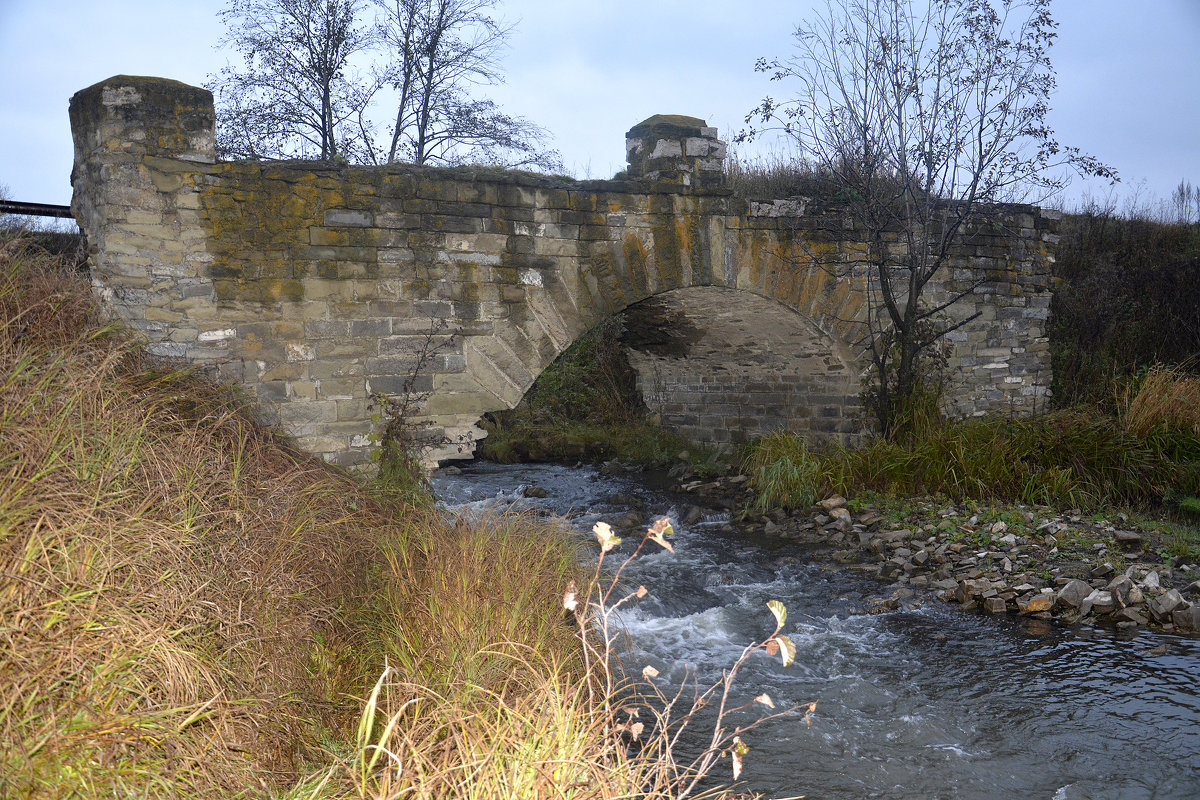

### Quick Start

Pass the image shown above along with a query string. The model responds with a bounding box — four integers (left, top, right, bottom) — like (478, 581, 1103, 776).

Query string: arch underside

(620, 287, 867, 446)
(444, 242, 874, 458)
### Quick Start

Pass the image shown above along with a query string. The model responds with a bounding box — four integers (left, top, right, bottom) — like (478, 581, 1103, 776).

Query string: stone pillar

(625, 115, 726, 189)
(69, 76, 223, 361)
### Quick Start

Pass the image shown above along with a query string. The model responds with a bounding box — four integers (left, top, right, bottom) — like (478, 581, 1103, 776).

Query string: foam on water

(433, 462, 1200, 799)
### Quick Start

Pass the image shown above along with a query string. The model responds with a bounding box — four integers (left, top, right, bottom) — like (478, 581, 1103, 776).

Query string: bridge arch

(69, 76, 1058, 467)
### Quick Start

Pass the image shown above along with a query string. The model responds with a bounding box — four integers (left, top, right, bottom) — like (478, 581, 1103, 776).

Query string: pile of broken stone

(677, 476, 1200, 634)
(804, 495, 1199, 632)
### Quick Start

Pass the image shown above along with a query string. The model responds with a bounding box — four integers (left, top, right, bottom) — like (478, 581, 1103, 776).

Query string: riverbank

(435, 459, 1200, 798)
(0, 236, 701, 800)
(661, 469, 1200, 633)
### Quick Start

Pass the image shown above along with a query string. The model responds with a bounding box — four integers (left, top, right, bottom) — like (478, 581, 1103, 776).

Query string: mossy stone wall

(70, 76, 1058, 465)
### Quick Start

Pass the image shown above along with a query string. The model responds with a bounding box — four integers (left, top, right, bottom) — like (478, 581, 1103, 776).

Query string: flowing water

(432, 462, 1200, 800)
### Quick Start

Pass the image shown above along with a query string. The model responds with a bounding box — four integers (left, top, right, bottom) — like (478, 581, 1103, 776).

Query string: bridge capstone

(625, 115, 726, 189)
(69, 75, 1059, 467)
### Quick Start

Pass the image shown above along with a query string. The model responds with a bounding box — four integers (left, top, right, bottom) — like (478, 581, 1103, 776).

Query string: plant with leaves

(566, 517, 815, 793)
(369, 0, 560, 169)
(368, 318, 464, 499)
(210, 0, 376, 160)
(741, 0, 1114, 437)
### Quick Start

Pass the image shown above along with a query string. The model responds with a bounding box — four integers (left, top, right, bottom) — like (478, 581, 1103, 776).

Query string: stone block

(316, 339, 374, 359)
(309, 360, 365, 379)
(336, 398, 370, 420)
(294, 434, 350, 454)
(316, 378, 363, 400)
(325, 209, 373, 226)
(349, 318, 392, 337)
(305, 319, 350, 339)
(277, 400, 338, 425)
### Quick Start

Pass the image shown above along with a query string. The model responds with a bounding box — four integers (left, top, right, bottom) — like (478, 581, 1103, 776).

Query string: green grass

(1181, 497, 1200, 518)
(744, 407, 1200, 514)
(745, 429, 824, 512)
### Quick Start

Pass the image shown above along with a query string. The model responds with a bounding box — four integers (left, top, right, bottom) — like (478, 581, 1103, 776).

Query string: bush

(1050, 207, 1200, 406)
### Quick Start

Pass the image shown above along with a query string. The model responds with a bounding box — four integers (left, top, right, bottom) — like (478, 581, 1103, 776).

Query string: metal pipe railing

(0, 200, 74, 219)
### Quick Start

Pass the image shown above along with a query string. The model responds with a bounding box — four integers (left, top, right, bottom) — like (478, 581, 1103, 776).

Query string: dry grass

(1122, 365, 1200, 437)
(294, 660, 651, 800)
(0, 236, 613, 798)
(0, 235, 400, 795)
(2, 235, 774, 800)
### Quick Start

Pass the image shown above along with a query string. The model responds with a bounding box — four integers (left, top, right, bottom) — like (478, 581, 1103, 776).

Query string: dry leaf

(649, 531, 674, 552)
(731, 736, 749, 780)
(767, 599, 787, 629)
(593, 521, 621, 552)
(642, 665, 660, 679)
(773, 634, 796, 667)
(753, 693, 775, 709)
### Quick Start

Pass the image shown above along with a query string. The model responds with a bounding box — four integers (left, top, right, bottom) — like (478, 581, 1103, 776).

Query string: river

(431, 461, 1200, 800)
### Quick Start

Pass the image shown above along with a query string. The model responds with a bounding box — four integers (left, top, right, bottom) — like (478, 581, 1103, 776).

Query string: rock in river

(1056, 579, 1093, 609)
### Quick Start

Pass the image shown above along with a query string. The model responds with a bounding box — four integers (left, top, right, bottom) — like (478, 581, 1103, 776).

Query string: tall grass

(724, 152, 835, 201)
(1050, 204, 1199, 406)
(745, 399, 1200, 513)
(1122, 365, 1200, 438)
(0, 235, 407, 795)
(2, 235, 776, 799)
(746, 430, 825, 512)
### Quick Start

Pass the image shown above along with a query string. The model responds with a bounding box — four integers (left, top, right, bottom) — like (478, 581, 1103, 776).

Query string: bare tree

(370, 0, 560, 169)
(741, 0, 1114, 436)
(1170, 180, 1200, 225)
(210, 0, 376, 160)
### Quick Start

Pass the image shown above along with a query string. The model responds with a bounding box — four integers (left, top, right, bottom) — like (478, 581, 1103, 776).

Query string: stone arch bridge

(69, 76, 1058, 466)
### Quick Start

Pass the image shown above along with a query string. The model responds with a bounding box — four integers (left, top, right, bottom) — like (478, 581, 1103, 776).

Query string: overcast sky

(2, 0, 1197, 211)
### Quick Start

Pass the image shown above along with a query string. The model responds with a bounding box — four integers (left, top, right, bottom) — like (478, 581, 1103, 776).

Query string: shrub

(1050, 207, 1200, 406)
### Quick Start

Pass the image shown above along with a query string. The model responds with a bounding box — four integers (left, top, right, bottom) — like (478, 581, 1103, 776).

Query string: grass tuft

(1122, 365, 1200, 438)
